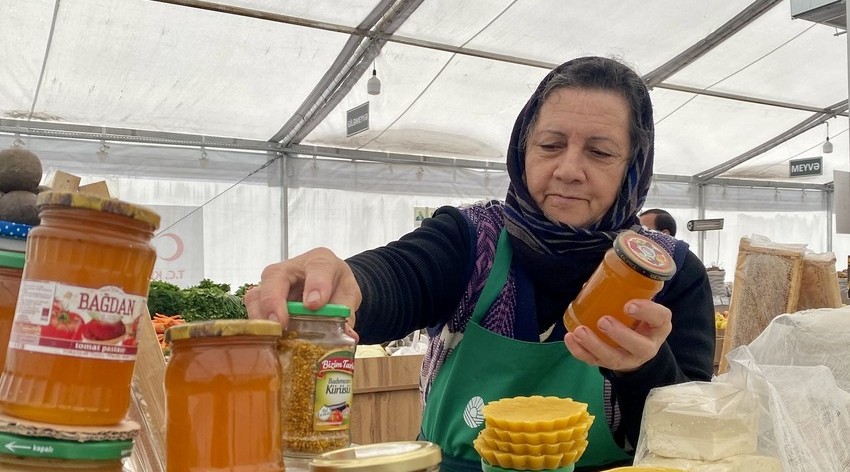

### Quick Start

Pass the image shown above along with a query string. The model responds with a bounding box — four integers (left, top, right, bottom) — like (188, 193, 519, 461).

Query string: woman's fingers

(564, 300, 672, 373)
(245, 248, 362, 329)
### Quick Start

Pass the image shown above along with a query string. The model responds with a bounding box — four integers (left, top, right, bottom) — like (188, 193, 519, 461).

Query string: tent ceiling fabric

(0, 0, 847, 185)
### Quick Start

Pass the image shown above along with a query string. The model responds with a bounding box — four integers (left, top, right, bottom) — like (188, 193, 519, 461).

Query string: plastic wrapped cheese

(642, 382, 758, 461)
(640, 453, 782, 471)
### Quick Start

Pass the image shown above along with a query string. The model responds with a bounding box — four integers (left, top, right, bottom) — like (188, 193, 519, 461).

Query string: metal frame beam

(643, 0, 782, 87)
(693, 100, 848, 181)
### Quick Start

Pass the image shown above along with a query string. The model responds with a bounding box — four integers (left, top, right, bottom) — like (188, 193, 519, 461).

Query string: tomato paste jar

(280, 302, 355, 458)
(564, 230, 676, 346)
(165, 319, 283, 472)
(0, 431, 132, 471)
(0, 191, 160, 426)
(0, 249, 25, 369)
(308, 441, 442, 472)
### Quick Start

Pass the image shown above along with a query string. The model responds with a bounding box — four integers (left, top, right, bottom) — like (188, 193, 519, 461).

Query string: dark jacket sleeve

(345, 207, 475, 345)
(603, 249, 715, 445)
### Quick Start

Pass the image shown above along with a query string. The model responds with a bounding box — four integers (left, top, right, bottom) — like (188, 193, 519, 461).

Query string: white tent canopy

(1, 0, 848, 287)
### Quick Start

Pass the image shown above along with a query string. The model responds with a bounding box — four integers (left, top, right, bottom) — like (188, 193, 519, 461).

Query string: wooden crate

(351, 355, 424, 444)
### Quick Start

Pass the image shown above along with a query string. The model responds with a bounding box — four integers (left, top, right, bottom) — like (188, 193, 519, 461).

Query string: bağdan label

(8, 281, 146, 361)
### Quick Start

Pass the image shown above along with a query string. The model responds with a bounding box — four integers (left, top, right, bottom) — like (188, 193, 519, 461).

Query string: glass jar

(165, 319, 284, 472)
(280, 302, 355, 458)
(0, 431, 131, 471)
(564, 230, 676, 346)
(308, 441, 441, 472)
(0, 192, 160, 426)
(0, 249, 25, 369)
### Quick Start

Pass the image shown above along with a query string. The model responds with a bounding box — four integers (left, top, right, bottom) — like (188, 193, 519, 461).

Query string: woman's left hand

(563, 299, 672, 373)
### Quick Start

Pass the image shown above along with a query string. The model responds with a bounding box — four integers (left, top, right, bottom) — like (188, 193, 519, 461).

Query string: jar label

(313, 350, 354, 432)
(8, 281, 146, 361)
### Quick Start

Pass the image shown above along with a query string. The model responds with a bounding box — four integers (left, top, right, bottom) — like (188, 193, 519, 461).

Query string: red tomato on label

(330, 410, 343, 423)
(41, 306, 84, 340)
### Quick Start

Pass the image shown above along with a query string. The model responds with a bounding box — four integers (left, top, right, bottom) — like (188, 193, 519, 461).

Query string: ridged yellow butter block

(489, 416, 593, 445)
(483, 396, 589, 432)
(474, 437, 563, 470)
(479, 428, 580, 455)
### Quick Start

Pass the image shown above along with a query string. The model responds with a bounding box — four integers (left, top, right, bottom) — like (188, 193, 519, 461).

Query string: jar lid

(309, 441, 441, 472)
(613, 231, 676, 281)
(37, 191, 161, 230)
(288, 301, 351, 318)
(166, 319, 282, 342)
(0, 431, 132, 461)
(0, 250, 24, 269)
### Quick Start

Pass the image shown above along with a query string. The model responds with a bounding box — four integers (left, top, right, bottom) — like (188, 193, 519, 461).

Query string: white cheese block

(643, 382, 758, 461)
(640, 453, 782, 472)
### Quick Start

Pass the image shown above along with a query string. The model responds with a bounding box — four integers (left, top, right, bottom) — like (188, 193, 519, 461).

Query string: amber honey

(564, 231, 675, 346)
(0, 251, 25, 369)
(165, 320, 283, 472)
(0, 192, 159, 426)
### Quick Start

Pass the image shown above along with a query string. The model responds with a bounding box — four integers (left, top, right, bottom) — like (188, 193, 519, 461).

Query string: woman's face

(525, 88, 631, 228)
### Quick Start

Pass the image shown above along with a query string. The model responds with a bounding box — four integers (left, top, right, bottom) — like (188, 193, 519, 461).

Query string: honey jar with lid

(280, 301, 356, 458)
(0, 191, 160, 426)
(308, 441, 442, 472)
(0, 249, 25, 369)
(564, 230, 676, 346)
(165, 319, 284, 472)
(0, 431, 132, 471)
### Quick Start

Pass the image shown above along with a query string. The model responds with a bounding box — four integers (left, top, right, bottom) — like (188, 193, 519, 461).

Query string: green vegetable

(235, 282, 257, 299)
(147, 278, 248, 321)
(181, 288, 246, 322)
(148, 280, 184, 316)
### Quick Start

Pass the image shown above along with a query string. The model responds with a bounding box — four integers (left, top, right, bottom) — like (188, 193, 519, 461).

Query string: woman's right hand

(244, 247, 362, 330)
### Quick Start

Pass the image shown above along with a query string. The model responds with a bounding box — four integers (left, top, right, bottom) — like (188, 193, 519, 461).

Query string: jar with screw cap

(165, 319, 284, 472)
(564, 230, 676, 346)
(280, 301, 356, 458)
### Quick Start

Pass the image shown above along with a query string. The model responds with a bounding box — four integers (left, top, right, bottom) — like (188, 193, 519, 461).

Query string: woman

(246, 56, 715, 471)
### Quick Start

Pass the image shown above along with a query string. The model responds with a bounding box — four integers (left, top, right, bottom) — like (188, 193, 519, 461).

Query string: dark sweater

(348, 206, 715, 451)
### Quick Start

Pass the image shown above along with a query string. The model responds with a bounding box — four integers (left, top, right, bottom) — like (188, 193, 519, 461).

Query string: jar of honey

(0, 249, 25, 369)
(0, 431, 132, 471)
(0, 191, 160, 426)
(165, 319, 283, 472)
(308, 441, 442, 472)
(280, 302, 355, 458)
(564, 230, 676, 346)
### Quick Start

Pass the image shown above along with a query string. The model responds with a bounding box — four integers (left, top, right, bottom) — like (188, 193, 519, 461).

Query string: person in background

(639, 208, 677, 236)
(246, 57, 714, 472)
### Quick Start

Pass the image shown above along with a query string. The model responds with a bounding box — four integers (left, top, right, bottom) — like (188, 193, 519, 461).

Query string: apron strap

(470, 228, 512, 325)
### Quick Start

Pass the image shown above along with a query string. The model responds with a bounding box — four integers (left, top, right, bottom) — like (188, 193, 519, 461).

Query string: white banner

(149, 205, 204, 288)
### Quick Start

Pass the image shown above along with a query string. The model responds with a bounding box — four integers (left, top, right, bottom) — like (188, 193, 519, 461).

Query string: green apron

(421, 229, 632, 471)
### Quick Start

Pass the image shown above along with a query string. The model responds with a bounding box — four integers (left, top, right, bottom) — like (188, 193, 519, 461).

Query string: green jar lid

(0, 432, 132, 461)
(613, 230, 676, 281)
(166, 319, 282, 342)
(288, 301, 351, 318)
(0, 250, 25, 269)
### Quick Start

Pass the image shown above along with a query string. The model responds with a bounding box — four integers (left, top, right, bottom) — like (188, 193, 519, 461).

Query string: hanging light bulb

(367, 63, 381, 96)
(96, 140, 110, 163)
(823, 120, 833, 154)
(199, 146, 209, 168)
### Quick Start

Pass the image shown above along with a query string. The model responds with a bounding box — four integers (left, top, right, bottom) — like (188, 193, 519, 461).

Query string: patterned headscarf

(503, 56, 655, 256)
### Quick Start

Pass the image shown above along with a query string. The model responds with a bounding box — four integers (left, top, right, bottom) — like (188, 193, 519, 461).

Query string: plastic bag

(633, 308, 850, 471)
(745, 306, 850, 392)
(385, 329, 429, 356)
